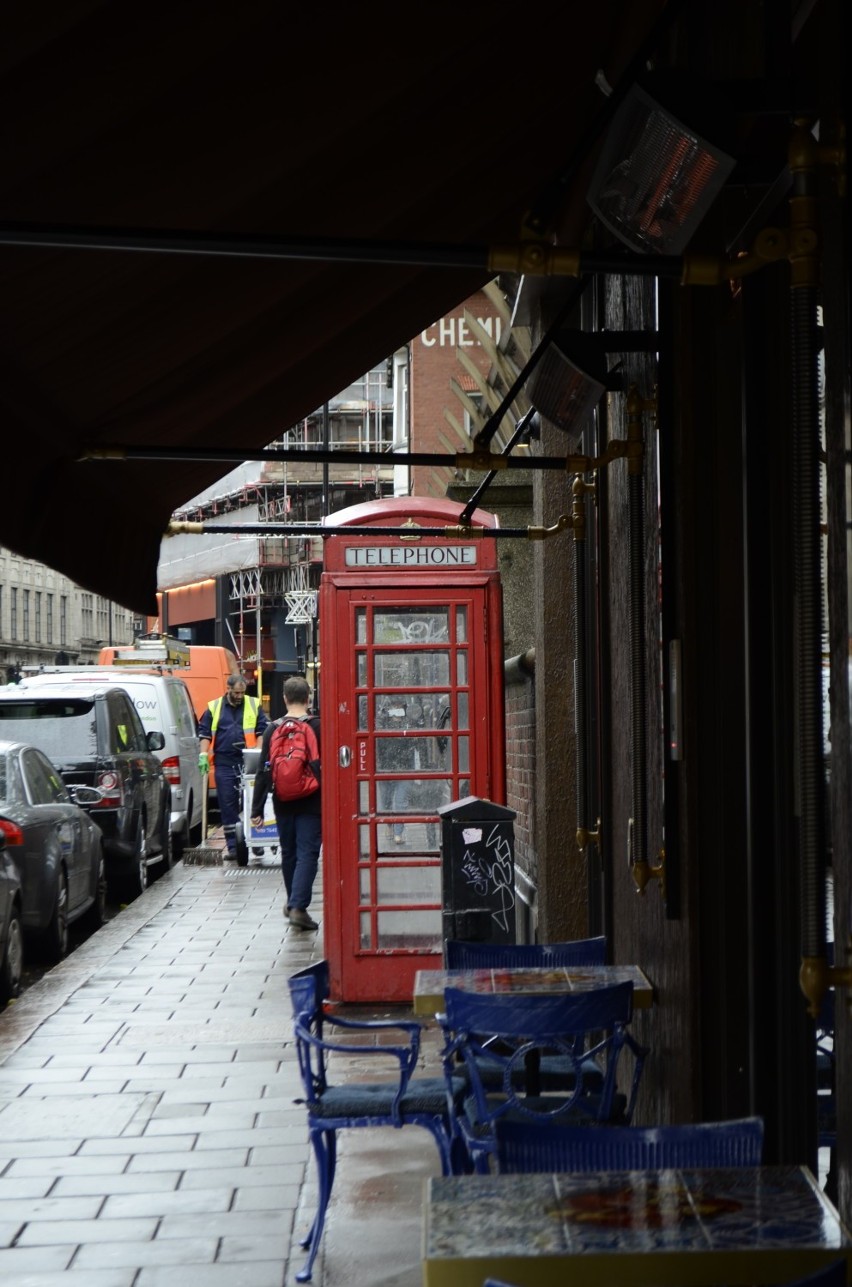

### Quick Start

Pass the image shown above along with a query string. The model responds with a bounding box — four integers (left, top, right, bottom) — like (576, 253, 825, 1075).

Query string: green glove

(198, 752, 210, 774)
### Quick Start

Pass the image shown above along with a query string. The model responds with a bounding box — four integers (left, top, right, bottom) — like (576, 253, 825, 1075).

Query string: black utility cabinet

(438, 796, 516, 951)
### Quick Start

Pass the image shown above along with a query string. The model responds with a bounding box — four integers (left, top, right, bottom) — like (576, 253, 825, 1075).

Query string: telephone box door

(323, 585, 502, 1001)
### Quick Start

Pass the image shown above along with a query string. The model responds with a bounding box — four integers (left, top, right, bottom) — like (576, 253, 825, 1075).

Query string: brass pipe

(166, 517, 576, 541)
(800, 952, 852, 1020)
(577, 819, 602, 852)
(527, 514, 576, 540)
(633, 848, 667, 898)
(565, 440, 631, 475)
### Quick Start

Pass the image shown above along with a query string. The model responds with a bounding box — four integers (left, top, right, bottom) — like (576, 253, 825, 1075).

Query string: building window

(35, 591, 42, 642)
(60, 595, 68, 646)
(22, 589, 30, 640)
(46, 593, 53, 644)
(81, 593, 94, 639)
(10, 588, 17, 640)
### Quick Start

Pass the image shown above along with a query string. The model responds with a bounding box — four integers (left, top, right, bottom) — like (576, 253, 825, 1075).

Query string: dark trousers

(274, 808, 322, 911)
(215, 758, 242, 854)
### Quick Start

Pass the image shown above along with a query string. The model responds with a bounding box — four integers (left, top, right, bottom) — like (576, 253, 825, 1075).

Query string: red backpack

(268, 716, 321, 802)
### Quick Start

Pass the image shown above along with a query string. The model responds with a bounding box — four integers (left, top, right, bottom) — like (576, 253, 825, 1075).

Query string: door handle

(338, 746, 352, 768)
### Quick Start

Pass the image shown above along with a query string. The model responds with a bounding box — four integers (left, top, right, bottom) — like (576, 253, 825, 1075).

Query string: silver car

(0, 739, 107, 961)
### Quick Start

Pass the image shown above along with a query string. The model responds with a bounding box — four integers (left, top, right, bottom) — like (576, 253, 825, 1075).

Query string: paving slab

(0, 857, 438, 1285)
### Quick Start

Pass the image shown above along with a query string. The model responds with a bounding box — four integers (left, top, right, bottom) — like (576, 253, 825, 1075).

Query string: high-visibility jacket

(205, 695, 262, 750)
(207, 695, 261, 734)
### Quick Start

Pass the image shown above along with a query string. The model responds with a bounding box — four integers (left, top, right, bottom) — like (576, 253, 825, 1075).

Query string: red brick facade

(409, 290, 504, 498)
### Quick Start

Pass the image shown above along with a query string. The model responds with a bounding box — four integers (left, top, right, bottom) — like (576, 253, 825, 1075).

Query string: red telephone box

(319, 496, 506, 1002)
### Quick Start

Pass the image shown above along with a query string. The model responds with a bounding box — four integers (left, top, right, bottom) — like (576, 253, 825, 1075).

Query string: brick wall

(504, 658, 536, 935)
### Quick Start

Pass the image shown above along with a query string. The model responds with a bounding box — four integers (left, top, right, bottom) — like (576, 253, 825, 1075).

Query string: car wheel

(117, 821, 148, 904)
(81, 847, 108, 933)
(156, 806, 174, 875)
(0, 904, 24, 1008)
(42, 869, 70, 963)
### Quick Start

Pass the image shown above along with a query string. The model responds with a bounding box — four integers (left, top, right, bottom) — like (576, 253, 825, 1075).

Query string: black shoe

(289, 908, 319, 930)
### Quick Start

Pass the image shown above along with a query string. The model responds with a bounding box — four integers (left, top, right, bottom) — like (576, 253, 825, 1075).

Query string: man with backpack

(251, 675, 321, 929)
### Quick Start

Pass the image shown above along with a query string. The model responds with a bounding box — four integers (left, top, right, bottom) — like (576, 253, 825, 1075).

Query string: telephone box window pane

(456, 652, 468, 685)
(377, 818, 444, 855)
(377, 828, 401, 857)
(374, 652, 450, 688)
(458, 736, 470, 773)
(455, 606, 468, 643)
(409, 778, 453, 813)
(359, 869, 371, 900)
(359, 824, 371, 857)
(357, 653, 367, 686)
(460, 778, 470, 798)
(376, 736, 435, 774)
(374, 693, 450, 731)
(376, 776, 418, 814)
(373, 608, 448, 643)
(458, 692, 469, 730)
(376, 909, 442, 950)
(357, 695, 368, 729)
(376, 867, 441, 904)
(358, 780, 369, 814)
(431, 694, 453, 730)
(356, 609, 367, 644)
(360, 912, 372, 949)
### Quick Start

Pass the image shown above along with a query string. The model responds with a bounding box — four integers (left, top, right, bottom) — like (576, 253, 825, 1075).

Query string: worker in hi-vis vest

(197, 673, 268, 859)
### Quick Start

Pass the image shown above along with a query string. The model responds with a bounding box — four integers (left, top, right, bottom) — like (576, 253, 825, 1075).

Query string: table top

(413, 963, 655, 1015)
(422, 1166, 852, 1287)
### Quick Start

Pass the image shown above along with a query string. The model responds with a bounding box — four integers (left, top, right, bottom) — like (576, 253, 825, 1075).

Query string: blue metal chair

(443, 937, 610, 1095)
(288, 961, 465, 1282)
(494, 1115, 764, 1173)
(445, 936, 607, 969)
(440, 981, 648, 1174)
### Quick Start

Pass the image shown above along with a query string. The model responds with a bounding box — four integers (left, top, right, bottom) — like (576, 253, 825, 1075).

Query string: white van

(19, 668, 204, 858)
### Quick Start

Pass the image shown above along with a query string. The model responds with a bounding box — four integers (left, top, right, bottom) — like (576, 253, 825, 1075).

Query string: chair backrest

(442, 981, 642, 1127)
(445, 937, 607, 969)
(287, 960, 330, 1024)
(495, 1116, 765, 1173)
(443, 978, 634, 1040)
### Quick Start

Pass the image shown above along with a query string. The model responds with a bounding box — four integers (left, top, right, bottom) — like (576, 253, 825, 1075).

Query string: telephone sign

(319, 496, 506, 1002)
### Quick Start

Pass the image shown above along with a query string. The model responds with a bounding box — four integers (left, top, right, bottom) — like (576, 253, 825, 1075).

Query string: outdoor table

(422, 1166, 852, 1287)
(412, 963, 655, 1017)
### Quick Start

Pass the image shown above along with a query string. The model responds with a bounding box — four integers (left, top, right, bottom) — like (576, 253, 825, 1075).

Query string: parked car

(20, 668, 203, 859)
(0, 684, 171, 903)
(0, 738, 107, 961)
(0, 828, 24, 1008)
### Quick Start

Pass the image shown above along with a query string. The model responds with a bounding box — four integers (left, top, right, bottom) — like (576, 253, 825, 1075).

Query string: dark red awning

(0, 1, 670, 612)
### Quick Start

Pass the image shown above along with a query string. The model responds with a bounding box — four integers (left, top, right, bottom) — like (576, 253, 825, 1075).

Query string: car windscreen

(0, 700, 99, 761)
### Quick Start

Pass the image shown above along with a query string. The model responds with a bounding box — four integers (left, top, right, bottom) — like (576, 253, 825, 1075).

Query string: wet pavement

(0, 844, 441, 1286)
